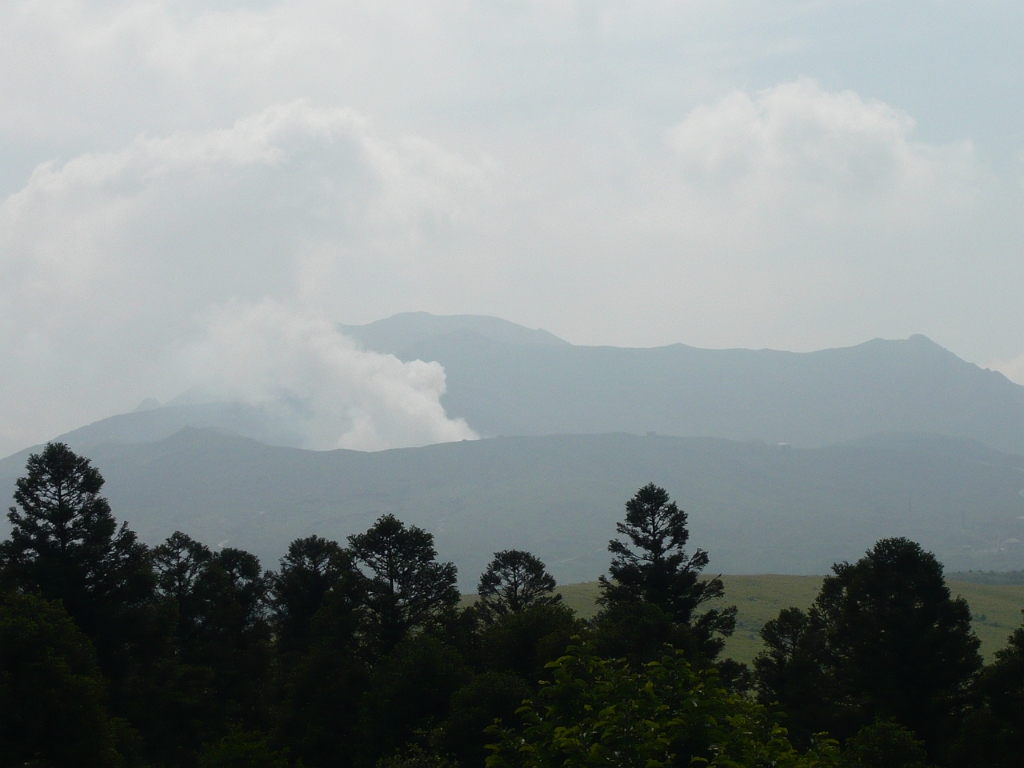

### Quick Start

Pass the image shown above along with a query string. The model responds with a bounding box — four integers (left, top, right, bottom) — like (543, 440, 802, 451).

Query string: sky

(1, 0, 1023, 455)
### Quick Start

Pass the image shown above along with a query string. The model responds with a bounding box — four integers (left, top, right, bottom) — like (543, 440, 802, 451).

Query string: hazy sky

(2, 1, 1023, 454)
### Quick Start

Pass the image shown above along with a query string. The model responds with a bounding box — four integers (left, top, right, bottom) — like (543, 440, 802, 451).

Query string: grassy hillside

(554, 577, 1024, 664)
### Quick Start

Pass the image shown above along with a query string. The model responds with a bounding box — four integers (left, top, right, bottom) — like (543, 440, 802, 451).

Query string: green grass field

(551, 577, 1024, 665)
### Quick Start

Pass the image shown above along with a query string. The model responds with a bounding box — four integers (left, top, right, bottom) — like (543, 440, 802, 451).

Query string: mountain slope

(393, 332, 1024, 454)
(3, 430, 1022, 586)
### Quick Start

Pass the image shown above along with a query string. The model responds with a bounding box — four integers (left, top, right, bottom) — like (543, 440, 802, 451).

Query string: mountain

(41, 314, 1024, 457)
(390, 331, 1024, 455)
(3, 429, 1022, 586)
(339, 311, 569, 354)
(40, 313, 570, 451)
(53, 401, 306, 450)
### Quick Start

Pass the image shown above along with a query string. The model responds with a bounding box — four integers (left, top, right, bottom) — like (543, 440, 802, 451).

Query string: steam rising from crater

(179, 300, 477, 451)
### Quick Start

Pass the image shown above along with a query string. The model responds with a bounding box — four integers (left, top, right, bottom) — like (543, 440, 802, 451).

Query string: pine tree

(348, 514, 459, 652)
(0, 442, 154, 677)
(596, 483, 735, 660)
(0, 590, 124, 767)
(477, 549, 561, 623)
(270, 535, 357, 658)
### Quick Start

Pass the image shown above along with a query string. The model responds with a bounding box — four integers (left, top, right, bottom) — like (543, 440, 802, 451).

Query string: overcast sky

(2, 1, 1023, 454)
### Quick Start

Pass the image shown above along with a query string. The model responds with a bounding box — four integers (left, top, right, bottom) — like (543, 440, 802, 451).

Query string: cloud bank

(0, 101, 489, 455)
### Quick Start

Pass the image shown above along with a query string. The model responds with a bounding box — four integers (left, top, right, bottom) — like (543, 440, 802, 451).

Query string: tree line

(0, 442, 1021, 767)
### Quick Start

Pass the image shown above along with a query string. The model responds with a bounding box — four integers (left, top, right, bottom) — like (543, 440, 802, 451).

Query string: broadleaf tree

(754, 537, 982, 754)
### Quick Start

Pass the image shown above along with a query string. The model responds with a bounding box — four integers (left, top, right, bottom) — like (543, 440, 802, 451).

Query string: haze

(2, 1, 1023, 456)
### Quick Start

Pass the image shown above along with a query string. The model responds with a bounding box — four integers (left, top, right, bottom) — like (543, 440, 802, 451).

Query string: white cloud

(664, 79, 978, 232)
(0, 100, 492, 455)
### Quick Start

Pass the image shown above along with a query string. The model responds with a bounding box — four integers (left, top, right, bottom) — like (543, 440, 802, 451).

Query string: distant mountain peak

(338, 312, 569, 356)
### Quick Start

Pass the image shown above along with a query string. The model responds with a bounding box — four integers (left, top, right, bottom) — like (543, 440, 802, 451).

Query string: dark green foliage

(599, 483, 722, 622)
(275, 642, 368, 768)
(485, 643, 840, 768)
(274, 586, 368, 768)
(270, 536, 355, 660)
(0, 590, 123, 767)
(980, 612, 1024, 734)
(375, 745, 458, 768)
(754, 538, 982, 754)
(197, 728, 291, 768)
(754, 606, 832, 738)
(588, 600, 688, 664)
(596, 483, 736, 661)
(479, 602, 583, 685)
(356, 634, 472, 766)
(193, 547, 274, 726)
(6, 443, 1023, 768)
(437, 671, 532, 767)
(153, 532, 274, 734)
(120, 652, 220, 767)
(0, 442, 155, 678)
(154, 531, 214, 608)
(838, 721, 929, 768)
(348, 514, 460, 653)
(949, 611, 1024, 767)
(477, 550, 561, 624)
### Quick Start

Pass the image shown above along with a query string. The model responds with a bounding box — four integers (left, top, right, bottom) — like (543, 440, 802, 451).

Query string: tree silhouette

(0, 590, 123, 767)
(477, 550, 561, 623)
(952, 610, 1024, 767)
(0, 442, 154, 677)
(270, 535, 357, 658)
(596, 483, 735, 660)
(754, 537, 982, 755)
(348, 514, 459, 652)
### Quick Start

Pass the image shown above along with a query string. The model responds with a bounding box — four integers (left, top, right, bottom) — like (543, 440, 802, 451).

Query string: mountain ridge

(10, 314, 1024, 460)
(3, 428, 1022, 586)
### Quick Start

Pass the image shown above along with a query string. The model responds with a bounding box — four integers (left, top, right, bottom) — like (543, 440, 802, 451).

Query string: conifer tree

(477, 549, 561, 623)
(348, 514, 459, 652)
(596, 483, 735, 660)
(0, 442, 154, 676)
(270, 535, 357, 658)
(0, 590, 124, 767)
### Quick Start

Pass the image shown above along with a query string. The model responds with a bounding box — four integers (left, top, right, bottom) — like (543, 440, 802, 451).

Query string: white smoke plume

(178, 300, 477, 451)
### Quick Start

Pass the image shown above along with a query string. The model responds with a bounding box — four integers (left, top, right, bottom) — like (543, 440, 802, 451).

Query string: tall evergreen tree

(348, 514, 459, 652)
(152, 532, 273, 732)
(0, 442, 155, 678)
(477, 550, 561, 623)
(270, 535, 357, 659)
(596, 483, 735, 660)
